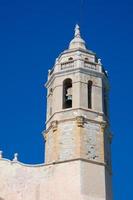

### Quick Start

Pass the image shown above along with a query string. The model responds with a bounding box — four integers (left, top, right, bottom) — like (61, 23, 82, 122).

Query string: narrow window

(63, 78, 72, 109)
(88, 81, 92, 109)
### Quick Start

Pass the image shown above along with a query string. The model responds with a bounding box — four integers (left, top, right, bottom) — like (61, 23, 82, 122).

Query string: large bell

(66, 87, 72, 101)
(66, 94, 72, 101)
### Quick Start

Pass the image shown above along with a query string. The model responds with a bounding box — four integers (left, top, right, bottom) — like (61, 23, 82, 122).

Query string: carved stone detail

(13, 153, 18, 162)
(51, 120, 58, 132)
(76, 116, 84, 127)
(101, 123, 107, 133)
(44, 133, 47, 142)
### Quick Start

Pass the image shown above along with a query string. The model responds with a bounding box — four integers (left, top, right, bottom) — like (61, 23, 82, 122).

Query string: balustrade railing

(61, 61, 74, 70)
(84, 61, 97, 71)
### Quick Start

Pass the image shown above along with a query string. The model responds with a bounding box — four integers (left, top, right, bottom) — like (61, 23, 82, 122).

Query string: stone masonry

(0, 25, 113, 200)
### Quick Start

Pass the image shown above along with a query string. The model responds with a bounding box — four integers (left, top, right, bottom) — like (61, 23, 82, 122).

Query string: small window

(68, 57, 73, 61)
(85, 57, 88, 61)
(88, 81, 92, 109)
(63, 78, 72, 109)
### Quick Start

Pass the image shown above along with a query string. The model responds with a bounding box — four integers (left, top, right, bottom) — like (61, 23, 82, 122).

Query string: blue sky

(0, 0, 133, 199)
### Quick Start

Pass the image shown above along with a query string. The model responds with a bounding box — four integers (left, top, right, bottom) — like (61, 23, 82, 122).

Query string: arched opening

(88, 81, 92, 109)
(63, 78, 72, 109)
(68, 57, 73, 61)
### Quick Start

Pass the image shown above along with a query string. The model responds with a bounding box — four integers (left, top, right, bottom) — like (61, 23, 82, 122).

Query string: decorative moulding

(76, 116, 85, 127)
(51, 120, 58, 132)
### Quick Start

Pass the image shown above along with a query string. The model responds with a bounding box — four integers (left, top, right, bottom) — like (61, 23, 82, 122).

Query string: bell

(66, 87, 72, 101)
(66, 95, 72, 101)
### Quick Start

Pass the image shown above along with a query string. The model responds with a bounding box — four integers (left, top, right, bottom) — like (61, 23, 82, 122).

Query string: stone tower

(44, 25, 113, 199)
(0, 25, 113, 200)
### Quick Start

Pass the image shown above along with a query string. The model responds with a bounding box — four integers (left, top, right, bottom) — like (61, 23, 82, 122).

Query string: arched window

(68, 57, 73, 61)
(88, 81, 92, 109)
(63, 78, 72, 109)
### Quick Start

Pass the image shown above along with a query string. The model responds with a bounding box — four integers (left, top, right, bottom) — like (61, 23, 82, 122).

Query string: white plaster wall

(80, 161, 106, 200)
(0, 159, 112, 200)
(0, 159, 81, 200)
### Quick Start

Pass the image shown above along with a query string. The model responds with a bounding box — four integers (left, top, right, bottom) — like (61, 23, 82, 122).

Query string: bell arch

(63, 78, 72, 109)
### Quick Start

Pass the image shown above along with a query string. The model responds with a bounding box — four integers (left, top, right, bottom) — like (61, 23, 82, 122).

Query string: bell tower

(44, 25, 113, 200)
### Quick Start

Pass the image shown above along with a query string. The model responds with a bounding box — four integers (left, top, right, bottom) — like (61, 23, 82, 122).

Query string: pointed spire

(69, 24, 86, 50)
(75, 24, 81, 38)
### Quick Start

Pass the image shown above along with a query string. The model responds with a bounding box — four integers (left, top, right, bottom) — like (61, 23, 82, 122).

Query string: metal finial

(13, 153, 18, 162)
(0, 151, 3, 159)
(75, 24, 81, 38)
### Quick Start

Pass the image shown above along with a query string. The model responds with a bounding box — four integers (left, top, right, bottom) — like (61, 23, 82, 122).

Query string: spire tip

(75, 24, 81, 37)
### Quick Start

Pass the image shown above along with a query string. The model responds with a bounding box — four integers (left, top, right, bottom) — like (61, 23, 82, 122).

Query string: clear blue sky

(0, 0, 132, 199)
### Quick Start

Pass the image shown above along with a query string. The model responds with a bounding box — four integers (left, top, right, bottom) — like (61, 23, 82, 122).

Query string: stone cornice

(45, 107, 105, 126)
(0, 157, 103, 168)
(0, 157, 111, 174)
(58, 48, 96, 58)
(45, 67, 106, 88)
(44, 119, 108, 137)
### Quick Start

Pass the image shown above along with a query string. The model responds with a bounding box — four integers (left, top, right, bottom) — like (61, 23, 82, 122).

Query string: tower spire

(69, 24, 86, 50)
(74, 24, 81, 38)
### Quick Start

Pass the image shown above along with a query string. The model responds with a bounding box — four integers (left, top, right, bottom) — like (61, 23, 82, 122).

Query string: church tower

(44, 25, 113, 200)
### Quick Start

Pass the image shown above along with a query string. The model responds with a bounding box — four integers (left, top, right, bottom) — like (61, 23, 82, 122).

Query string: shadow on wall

(0, 198, 4, 200)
